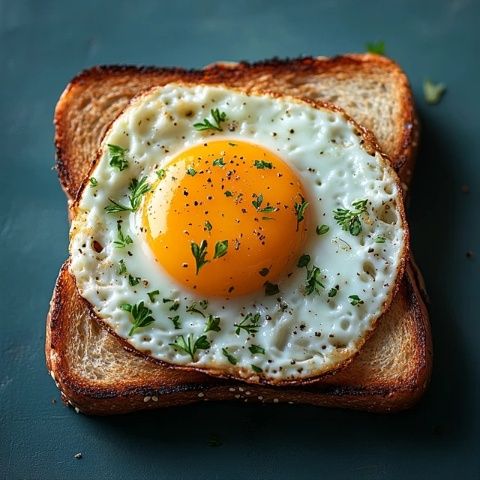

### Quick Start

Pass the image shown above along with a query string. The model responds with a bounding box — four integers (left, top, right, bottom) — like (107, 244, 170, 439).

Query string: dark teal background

(1, 0, 479, 478)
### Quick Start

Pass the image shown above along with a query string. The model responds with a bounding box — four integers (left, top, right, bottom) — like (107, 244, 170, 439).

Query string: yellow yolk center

(142, 140, 310, 297)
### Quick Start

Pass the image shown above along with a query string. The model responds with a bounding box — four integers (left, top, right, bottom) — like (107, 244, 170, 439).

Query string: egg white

(69, 83, 407, 384)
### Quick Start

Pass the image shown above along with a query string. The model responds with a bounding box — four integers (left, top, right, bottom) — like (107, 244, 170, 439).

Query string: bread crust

(55, 55, 418, 203)
(48, 54, 430, 413)
(46, 261, 431, 414)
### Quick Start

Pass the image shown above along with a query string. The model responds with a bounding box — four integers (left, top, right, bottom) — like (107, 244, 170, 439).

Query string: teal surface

(1, 0, 479, 478)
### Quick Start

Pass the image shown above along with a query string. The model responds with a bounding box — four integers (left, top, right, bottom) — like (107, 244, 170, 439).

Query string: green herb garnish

(234, 312, 261, 335)
(169, 315, 181, 329)
(251, 365, 262, 373)
(187, 167, 197, 176)
(204, 220, 212, 232)
(156, 169, 166, 179)
(333, 199, 368, 236)
(328, 287, 338, 298)
(316, 224, 329, 235)
(264, 282, 279, 296)
(349, 295, 364, 306)
(147, 290, 160, 302)
(121, 301, 155, 336)
(89, 177, 98, 187)
(213, 157, 225, 167)
(205, 315, 221, 332)
(224, 191, 233, 197)
(128, 274, 140, 286)
(305, 266, 324, 295)
(294, 195, 309, 231)
(117, 259, 127, 275)
(252, 194, 277, 213)
(193, 109, 227, 132)
(108, 144, 128, 171)
(191, 240, 209, 274)
(423, 79, 446, 105)
(297, 254, 311, 268)
(105, 176, 150, 214)
(248, 345, 265, 355)
(170, 334, 210, 361)
(374, 236, 386, 244)
(186, 302, 206, 317)
(169, 301, 180, 312)
(254, 160, 272, 169)
(222, 348, 238, 365)
(113, 222, 133, 248)
(366, 41, 385, 55)
(214, 240, 228, 259)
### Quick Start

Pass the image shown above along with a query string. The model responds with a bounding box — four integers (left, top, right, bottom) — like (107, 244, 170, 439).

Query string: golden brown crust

(47, 261, 431, 414)
(47, 54, 430, 413)
(55, 54, 418, 202)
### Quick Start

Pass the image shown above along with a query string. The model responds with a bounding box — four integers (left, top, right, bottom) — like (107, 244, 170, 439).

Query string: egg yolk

(142, 140, 310, 297)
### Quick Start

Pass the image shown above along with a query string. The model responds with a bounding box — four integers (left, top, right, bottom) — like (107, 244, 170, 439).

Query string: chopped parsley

(333, 199, 368, 236)
(349, 295, 364, 306)
(234, 312, 261, 335)
(121, 301, 155, 336)
(156, 169, 166, 179)
(297, 254, 311, 268)
(248, 345, 265, 355)
(316, 224, 329, 235)
(105, 176, 150, 214)
(264, 281, 279, 296)
(147, 290, 160, 302)
(365, 40, 385, 55)
(169, 315, 181, 329)
(222, 347, 238, 365)
(191, 239, 209, 274)
(254, 160, 272, 169)
(187, 167, 197, 176)
(113, 222, 133, 248)
(305, 266, 324, 295)
(117, 259, 127, 275)
(251, 365, 262, 373)
(224, 191, 233, 197)
(170, 334, 210, 361)
(89, 177, 98, 187)
(204, 220, 212, 232)
(186, 302, 206, 317)
(205, 315, 221, 332)
(374, 236, 386, 243)
(193, 108, 227, 132)
(213, 157, 225, 167)
(294, 195, 309, 231)
(214, 240, 228, 259)
(252, 194, 278, 213)
(423, 79, 446, 105)
(169, 301, 180, 312)
(107, 144, 128, 171)
(128, 274, 140, 286)
(328, 287, 338, 298)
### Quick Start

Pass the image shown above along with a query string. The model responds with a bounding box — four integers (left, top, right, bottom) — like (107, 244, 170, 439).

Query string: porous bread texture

(47, 262, 431, 413)
(55, 55, 417, 203)
(48, 54, 430, 413)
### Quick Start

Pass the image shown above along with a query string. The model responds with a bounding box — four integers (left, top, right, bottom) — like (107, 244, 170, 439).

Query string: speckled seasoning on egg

(69, 83, 408, 385)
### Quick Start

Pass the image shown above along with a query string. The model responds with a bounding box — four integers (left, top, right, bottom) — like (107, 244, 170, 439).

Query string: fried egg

(69, 83, 408, 384)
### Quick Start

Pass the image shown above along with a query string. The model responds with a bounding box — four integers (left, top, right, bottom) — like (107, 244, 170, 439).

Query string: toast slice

(47, 55, 431, 414)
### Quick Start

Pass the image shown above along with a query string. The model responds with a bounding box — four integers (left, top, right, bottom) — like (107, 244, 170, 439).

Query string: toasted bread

(47, 55, 431, 414)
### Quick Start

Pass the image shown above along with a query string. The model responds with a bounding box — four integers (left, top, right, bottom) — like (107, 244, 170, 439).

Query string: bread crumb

(143, 396, 151, 402)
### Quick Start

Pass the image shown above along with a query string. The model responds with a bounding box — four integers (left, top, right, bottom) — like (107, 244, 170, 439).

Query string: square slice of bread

(47, 55, 431, 414)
